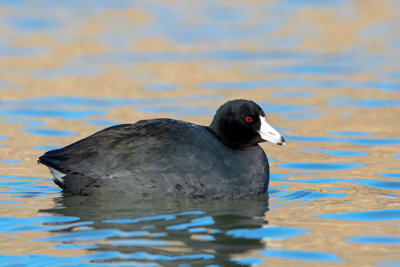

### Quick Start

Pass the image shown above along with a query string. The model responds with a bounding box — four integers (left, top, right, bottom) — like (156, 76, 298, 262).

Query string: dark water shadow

(40, 195, 270, 266)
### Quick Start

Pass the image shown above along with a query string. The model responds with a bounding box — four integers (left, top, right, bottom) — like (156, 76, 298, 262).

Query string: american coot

(38, 99, 286, 199)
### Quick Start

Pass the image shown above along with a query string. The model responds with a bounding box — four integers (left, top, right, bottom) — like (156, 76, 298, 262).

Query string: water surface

(0, 0, 400, 266)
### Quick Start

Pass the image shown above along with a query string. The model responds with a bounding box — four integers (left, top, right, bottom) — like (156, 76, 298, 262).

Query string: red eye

(245, 116, 253, 123)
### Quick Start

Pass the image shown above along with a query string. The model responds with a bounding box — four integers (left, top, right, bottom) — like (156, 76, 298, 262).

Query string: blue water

(1, 160, 22, 164)
(297, 147, 368, 157)
(347, 236, 400, 245)
(85, 120, 120, 127)
(22, 128, 76, 137)
(0, 196, 279, 266)
(378, 173, 400, 179)
(330, 131, 372, 137)
(286, 134, 400, 146)
(271, 174, 400, 191)
(1, 0, 400, 266)
(140, 105, 215, 117)
(0, 95, 226, 121)
(226, 226, 308, 240)
(380, 261, 400, 267)
(259, 249, 343, 263)
(234, 248, 344, 265)
(316, 209, 400, 221)
(277, 162, 365, 171)
(34, 146, 61, 151)
(330, 96, 400, 109)
(274, 190, 349, 206)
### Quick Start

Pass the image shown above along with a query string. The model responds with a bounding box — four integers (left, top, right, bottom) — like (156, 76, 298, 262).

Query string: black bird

(38, 99, 286, 199)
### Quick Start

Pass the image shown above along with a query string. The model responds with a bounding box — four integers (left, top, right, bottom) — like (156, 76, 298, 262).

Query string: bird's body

(39, 99, 285, 199)
(39, 119, 269, 198)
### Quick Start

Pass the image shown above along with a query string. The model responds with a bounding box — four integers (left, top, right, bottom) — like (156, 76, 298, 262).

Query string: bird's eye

(245, 116, 253, 123)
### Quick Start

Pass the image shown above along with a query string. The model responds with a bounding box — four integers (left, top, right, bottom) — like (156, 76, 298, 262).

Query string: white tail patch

(49, 167, 66, 183)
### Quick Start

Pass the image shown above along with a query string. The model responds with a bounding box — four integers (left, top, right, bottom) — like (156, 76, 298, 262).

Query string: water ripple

(0, 175, 61, 198)
(278, 162, 364, 171)
(22, 128, 75, 137)
(316, 209, 400, 221)
(286, 134, 400, 146)
(378, 173, 400, 179)
(104, 211, 206, 224)
(347, 236, 400, 245)
(37, 229, 151, 242)
(231, 257, 264, 265)
(271, 176, 400, 191)
(275, 190, 348, 203)
(259, 249, 343, 263)
(0, 216, 90, 233)
(297, 147, 367, 157)
(226, 226, 308, 240)
(166, 216, 215, 230)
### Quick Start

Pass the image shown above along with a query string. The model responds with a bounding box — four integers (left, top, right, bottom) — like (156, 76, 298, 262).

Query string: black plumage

(39, 99, 285, 199)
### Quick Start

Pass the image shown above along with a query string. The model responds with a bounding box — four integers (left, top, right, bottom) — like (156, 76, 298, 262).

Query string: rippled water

(1, 0, 400, 266)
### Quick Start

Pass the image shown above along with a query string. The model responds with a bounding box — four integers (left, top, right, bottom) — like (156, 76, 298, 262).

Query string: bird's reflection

(41, 195, 270, 266)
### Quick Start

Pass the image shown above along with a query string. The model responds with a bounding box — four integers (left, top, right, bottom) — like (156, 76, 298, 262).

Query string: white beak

(257, 116, 286, 146)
